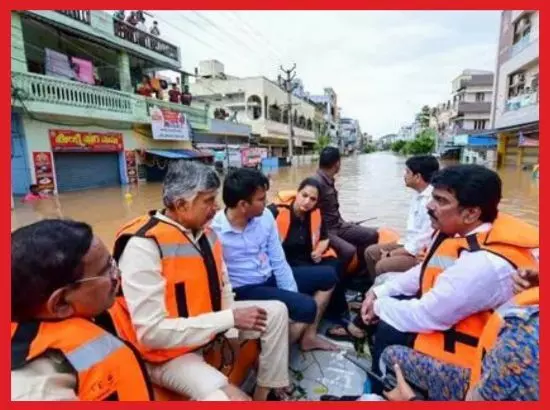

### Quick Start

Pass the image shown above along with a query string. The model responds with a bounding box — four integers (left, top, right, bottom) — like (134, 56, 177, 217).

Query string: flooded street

(12, 152, 539, 248)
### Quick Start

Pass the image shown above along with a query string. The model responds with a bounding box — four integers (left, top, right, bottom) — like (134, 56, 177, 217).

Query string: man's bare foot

(301, 334, 341, 351)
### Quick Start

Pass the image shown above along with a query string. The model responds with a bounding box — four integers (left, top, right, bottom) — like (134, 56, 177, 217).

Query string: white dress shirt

(373, 223, 539, 333)
(118, 212, 239, 350)
(401, 185, 434, 256)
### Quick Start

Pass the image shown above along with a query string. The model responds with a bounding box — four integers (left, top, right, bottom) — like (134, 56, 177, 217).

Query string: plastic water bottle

(363, 375, 372, 394)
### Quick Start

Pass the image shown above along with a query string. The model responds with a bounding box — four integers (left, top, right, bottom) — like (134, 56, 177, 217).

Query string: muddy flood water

(12, 152, 539, 248)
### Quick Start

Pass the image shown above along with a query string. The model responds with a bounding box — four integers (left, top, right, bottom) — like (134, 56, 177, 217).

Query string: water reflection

(12, 152, 539, 247)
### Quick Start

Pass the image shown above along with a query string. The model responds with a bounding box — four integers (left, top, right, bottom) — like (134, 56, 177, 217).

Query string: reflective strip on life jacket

(107, 213, 224, 363)
(414, 214, 538, 370)
(11, 319, 153, 401)
(65, 333, 124, 372)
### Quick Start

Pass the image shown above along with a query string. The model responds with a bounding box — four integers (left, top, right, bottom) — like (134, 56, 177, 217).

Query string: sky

(146, 10, 501, 138)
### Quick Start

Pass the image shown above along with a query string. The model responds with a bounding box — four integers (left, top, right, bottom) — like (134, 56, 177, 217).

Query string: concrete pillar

(497, 133, 507, 168)
(117, 50, 133, 93)
(11, 12, 28, 73)
(516, 146, 524, 168)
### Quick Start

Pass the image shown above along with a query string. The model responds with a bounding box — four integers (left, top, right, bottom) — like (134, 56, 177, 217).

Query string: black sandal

(324, 325, 355, 342)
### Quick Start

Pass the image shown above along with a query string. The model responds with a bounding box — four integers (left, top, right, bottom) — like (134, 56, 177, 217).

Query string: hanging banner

(150, 106, 191, 141)
(125, 151, 138, 184)
(32, 151, 56, 194)
(49, 130, 124, 152)
(241, 147, 267, 168)
(71, 57, 95, 84)
(518, 132, 539, 147)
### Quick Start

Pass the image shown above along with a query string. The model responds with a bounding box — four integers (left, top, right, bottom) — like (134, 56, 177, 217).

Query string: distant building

(450, 69, 494, 135)
(191, 60, 317, 158)
(309, 88, 340, 146)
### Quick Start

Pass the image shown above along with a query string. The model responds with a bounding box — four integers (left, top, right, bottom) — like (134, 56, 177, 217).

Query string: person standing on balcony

(181, 85, 193, 106)
(150, 21, 160, 36)
(114, 10, 125, 21)
(126, 11, 138, 26)
(136, 75, 153, 97)
(168, 83, 181, 104)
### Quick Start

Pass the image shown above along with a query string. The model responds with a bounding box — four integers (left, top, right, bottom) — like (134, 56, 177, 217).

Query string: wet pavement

(11, 152, 539, 248)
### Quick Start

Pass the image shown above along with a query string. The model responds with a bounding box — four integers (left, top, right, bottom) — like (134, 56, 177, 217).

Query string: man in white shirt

(364, 155, 439, 278)
(360, 164, 539, 394)
(108, 161, 291, 401)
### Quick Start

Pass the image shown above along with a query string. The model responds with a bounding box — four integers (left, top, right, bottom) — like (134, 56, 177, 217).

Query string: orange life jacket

(413, 213, 539, 369)
(107, 211, 225, 363)
(11, 318, 153, 401)
(271, 190, 337, 258)
(469, 286, 539, 387)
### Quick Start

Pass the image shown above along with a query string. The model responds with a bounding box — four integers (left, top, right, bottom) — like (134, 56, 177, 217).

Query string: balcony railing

(11, 72, 209, 129)
(55, 10, 91, 25)
(12, 71, 137, 115)
(511, 35, 532, 57)
(505, 92, 538, 111)
(113, 19, 178, 61)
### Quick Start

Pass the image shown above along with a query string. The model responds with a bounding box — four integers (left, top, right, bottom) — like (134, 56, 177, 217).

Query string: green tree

(415, 105, 432, 129)
(362, 143, 376, 153)
(314, 134, 331, 153)
(402, 129, 436, 155)
(391, 139, 407, 153)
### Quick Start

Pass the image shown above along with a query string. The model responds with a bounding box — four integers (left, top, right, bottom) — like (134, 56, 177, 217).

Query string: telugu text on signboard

(49, 130, 124, 152)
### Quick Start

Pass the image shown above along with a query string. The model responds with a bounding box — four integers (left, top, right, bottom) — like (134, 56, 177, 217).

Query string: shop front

(48, 129, 127, 193)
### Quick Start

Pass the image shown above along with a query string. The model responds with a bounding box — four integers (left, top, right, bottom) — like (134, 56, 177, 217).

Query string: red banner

(125, 151, 138, 184)
(32, 151, 56, 194)
(49, 129, 124, 152)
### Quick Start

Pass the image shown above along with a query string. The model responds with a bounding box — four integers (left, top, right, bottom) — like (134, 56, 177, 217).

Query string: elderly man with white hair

(107, 160, 291, 401)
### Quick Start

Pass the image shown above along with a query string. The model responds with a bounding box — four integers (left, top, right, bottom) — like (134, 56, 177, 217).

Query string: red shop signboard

(49, 129, 124, 152)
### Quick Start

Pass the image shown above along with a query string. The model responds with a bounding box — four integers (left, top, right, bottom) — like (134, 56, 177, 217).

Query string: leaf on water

(313, 386, 329, 394)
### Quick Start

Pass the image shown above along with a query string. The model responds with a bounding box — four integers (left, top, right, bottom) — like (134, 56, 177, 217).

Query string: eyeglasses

(72, 258, 121, 286)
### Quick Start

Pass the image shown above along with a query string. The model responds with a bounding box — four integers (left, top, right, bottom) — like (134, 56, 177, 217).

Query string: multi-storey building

(190, 60, 317, 158)
(491, 10, 539, 168)
(449, 69, 494, 134)
(309, 88, 340, 146)
(10, 11, 251, 197)
(339, 117, 361, 153)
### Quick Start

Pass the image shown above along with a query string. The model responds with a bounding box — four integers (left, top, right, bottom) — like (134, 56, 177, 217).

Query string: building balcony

(451, 101, 491, 117)
(11, 71, 208, 129)
(208, 118, 251, 137)
(494, 92, 539, 129)
(112, 19, 179, 62)
(23, 10, 181, 69)
(55, 10, 91, 25)
(511, 34, 535, 58)
(264, 119, 316, 143)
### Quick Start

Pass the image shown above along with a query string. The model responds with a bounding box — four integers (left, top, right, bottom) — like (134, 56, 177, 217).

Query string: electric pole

(280, 64, 296, 166)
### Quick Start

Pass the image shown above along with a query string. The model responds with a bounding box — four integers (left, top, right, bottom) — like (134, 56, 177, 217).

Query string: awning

(145, 149, 214, 159)
(146, 149, 193, 159)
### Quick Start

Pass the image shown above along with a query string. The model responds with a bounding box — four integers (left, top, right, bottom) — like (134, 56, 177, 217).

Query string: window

(474, 120, 487, 130)
(513, 13, 532, 45)
(246, 95, 262, 120)
(508, 71, 526, 98)
(475, 93, 485, 102)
